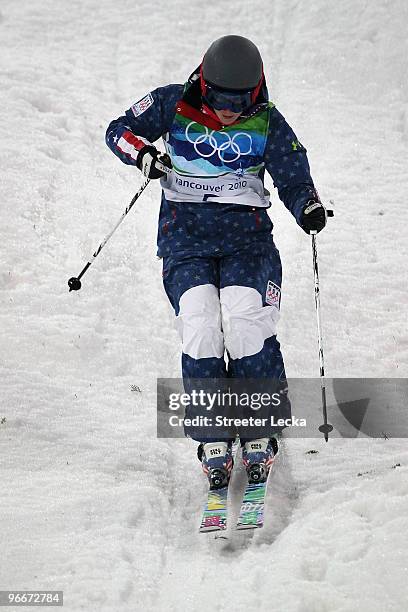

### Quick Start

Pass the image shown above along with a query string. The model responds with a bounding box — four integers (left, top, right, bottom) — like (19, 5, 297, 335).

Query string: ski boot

(242, 437, 278, 484)
(197, 441, 234, 490)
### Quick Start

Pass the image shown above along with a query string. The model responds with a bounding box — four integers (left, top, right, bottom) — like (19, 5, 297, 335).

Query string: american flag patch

(131, 93, 154, 117)
(266, 281, 281, 309)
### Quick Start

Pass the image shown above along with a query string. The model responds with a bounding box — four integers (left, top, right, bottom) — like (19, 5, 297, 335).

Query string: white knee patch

(220, 285, 280, 360)
(175, 284, 224, 360)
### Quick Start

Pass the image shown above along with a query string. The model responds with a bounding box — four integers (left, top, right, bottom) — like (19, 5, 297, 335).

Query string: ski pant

(162, 242, 291, 442)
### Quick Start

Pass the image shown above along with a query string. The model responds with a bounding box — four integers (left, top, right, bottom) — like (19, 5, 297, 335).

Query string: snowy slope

(1, 1, 408, 611)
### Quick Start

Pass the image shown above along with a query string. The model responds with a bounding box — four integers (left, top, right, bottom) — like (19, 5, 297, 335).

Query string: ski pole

(68, 178, 150, 291)
(311, 210, 334, 441)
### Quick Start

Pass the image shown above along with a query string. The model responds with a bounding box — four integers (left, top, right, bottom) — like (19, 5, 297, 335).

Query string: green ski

(236, 481, 268, 529)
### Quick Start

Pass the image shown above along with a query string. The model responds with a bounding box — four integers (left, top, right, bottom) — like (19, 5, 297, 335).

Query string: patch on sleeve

(266, 281, 281, 309)
(131, 93, 154, 117)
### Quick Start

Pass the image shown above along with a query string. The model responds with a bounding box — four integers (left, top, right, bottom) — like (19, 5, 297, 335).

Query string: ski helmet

(202, 35, 263, 91)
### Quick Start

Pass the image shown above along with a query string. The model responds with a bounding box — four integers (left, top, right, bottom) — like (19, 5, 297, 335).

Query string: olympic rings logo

(185, 122, 252, 163)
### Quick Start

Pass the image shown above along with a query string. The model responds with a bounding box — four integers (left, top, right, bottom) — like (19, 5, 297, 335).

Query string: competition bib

(162, 102, 271, 207)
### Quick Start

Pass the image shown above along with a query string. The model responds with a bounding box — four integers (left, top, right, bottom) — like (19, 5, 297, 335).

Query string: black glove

(136, 146, 172, 179)
(300, 200, 327, 234)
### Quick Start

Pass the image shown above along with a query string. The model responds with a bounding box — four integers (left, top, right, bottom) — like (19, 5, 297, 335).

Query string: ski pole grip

(157, 161, 172, 175)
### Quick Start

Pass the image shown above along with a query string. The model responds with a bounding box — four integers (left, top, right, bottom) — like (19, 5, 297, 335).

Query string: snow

(1, 1, 408, 611)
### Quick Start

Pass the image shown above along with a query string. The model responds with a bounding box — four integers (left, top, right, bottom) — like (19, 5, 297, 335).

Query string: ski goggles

(204, 83, 254, 113)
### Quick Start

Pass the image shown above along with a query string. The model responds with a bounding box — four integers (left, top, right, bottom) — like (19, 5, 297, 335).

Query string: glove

(136, 145, 172, 179)
(300, 200, 327, 234)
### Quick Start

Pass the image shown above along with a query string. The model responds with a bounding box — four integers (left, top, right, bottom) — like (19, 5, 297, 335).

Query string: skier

(106, 35, 327, 489)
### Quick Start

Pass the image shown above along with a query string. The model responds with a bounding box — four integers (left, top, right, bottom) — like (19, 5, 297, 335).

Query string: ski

(199, 485, 229, 532)
(198, 438, 239, 533)
(236, 480, 268, 529)
(236, 437, 279, 529)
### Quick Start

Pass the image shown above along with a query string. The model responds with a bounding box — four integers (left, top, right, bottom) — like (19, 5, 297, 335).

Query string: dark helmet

(202, 35, 263, 91)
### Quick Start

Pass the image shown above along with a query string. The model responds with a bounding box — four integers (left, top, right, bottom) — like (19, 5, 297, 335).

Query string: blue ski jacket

(106, 70, 319, 258)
